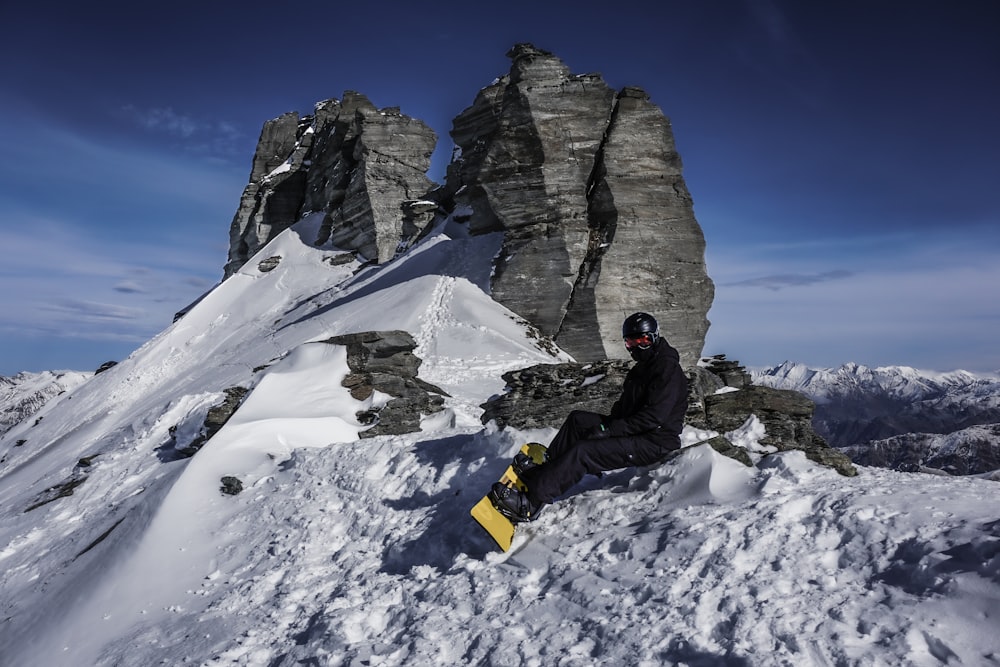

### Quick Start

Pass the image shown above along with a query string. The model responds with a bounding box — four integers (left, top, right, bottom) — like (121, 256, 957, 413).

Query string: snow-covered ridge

(0, 370, 91, 437)
(841, 423, 1000, 479)
(1, 222, 999, 665)
(752, 361, 1000, 475)
(752, 360, 1000, 404)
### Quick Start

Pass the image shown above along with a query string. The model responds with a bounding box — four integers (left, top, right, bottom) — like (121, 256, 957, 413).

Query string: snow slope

(1, 217, 998, 666)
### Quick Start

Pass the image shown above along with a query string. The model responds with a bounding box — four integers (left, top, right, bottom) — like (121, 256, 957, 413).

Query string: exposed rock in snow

(1, 216, 997, 667)
(320, 330, 448, 438)
(447, 44, 713, 367)
(483, 355, 856, 476)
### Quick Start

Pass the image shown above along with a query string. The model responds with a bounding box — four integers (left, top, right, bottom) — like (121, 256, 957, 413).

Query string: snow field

(1, 215, 998, 666)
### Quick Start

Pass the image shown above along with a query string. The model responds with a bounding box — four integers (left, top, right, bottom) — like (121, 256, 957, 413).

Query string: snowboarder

(492, 312, 688, 521)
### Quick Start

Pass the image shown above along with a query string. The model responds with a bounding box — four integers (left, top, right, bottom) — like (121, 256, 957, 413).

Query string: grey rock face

(482, 354, 856, 476)
(700, 385, 855, 476)
(225, 112, 305, 277)
(225, 93, 437, 277)
(321, 331, 449, 438)
(223, 44, 714, 369)
(447, 44, 714, 367)
(687, 356, 856, 476)
(480, 360, 632, 431)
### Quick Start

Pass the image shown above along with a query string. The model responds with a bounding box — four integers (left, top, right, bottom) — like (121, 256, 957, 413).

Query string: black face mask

(628, 343, 656, 362)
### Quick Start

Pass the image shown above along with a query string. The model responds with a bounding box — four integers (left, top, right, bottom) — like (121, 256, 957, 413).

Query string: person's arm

(604, 362, 684, 437)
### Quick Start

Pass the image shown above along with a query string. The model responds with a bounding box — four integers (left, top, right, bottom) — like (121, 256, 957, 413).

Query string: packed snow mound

(1, 217, 999, 666)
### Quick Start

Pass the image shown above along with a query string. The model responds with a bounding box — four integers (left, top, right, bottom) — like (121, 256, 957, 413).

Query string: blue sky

(1, 0, 998, 375)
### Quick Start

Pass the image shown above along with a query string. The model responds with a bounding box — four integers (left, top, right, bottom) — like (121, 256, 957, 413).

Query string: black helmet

(622, 312, 659, 350)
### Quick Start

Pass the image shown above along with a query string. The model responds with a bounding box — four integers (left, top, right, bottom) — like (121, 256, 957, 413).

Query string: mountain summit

(1, 46, 998, 667)
(224, 43, 713, 368)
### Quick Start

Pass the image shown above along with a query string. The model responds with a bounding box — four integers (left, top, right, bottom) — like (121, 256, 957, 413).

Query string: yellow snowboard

(471, 442, 548, 551)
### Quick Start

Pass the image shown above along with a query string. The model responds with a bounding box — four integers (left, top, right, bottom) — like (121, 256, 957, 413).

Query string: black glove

(587, 422, 611, 439)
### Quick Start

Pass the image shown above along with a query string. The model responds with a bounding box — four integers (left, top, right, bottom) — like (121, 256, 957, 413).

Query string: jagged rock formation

(224, 44, 714, 368)
(446, 44, 713, 367)
(481, 354, 856, 476)
(688, 356, 855, 476)
(224, 92, 437, 277)
(480, 360, 632, 431)
(321, 331, 448, 438)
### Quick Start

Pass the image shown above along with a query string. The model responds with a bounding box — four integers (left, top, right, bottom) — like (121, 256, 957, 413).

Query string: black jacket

(605, 339, 687, 449)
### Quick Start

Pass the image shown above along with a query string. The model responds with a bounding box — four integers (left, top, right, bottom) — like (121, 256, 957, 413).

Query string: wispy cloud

(113, 280, 147, 294)
(122, 105, 199, 137)
(41, 299, 146, 323)
(0, 114, 249, 212)
(120, 104, 245, 157)
(705, 243, 1000, 373)
(725, 269, 853, 290)
(0, 219, 219, 347)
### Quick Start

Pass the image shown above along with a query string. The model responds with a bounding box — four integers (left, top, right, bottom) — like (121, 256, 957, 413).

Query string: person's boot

(490, 482, 544, 522)
(512, 451, 540, 475)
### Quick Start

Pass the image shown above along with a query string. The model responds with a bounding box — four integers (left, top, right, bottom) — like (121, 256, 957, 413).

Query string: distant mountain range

(0, 370, 91, 438)
(752, 361, 1000, 476)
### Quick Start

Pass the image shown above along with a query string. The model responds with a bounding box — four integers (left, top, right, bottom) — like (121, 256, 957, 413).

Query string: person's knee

(566, 410, 601, 429)
(565, 442, 604, 475)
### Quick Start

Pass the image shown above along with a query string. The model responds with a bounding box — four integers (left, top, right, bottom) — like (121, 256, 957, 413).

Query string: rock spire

(446, 44, 714, 366)
(223, 44, 714, 367)
(225, 92, 437, 277)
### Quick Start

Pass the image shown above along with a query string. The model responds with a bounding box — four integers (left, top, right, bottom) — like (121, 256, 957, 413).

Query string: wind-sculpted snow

(1, 216, 998, 666)
(17, 422, 997, 666)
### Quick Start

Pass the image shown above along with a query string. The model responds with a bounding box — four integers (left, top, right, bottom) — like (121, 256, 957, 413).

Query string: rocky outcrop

(687, 356, 856, 475)
(166, 386, 249, 460)
(320, 331, 449, 438)
(480, 360, 632, 431)
(224, 93, 437, 277)
(224, 44, 714, 367)
(481, 354, 856, 476)
(446, 44, 714, 367)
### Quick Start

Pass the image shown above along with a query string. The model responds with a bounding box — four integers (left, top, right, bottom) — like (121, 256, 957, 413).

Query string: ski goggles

(623, 333, 655, 350)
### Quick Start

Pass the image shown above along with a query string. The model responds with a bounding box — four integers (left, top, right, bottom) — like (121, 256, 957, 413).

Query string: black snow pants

(519, 410, 671, 505)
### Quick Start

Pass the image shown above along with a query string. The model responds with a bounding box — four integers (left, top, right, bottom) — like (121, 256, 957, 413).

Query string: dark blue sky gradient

(1, 0, 998, 373)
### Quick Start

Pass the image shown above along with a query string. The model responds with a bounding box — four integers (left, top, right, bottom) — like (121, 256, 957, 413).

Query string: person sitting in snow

(492, 312, 689, 522)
